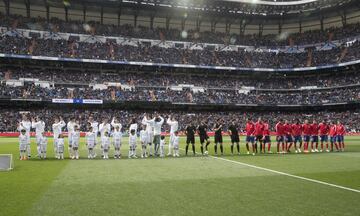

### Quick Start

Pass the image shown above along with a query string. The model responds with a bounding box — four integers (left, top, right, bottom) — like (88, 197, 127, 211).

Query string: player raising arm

(31, 116, 45, 158)
(52, 116, 66, 159)
(167, 115, 179, 156)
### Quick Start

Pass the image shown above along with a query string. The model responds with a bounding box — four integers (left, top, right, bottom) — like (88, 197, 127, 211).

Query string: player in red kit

(284, 120, 293, 153)
(275, 119, 285, 154)
(329, 121, 339, 152)
(336, 120, 346, 151)
(302, 120, 312, 153)
(310, 120, 319, 153)
(254, 117, 264, 154)
(292, 119, 303, 153)
(319, 120, 330, 152)
(263, 119, 272, 153)
(245, 118, 255, 155)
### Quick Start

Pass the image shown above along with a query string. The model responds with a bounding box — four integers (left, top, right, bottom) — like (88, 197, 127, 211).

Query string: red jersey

(263, 123, 270, 136)
(292, 124, 302, 136)
(329, 125, 337, 136)
(336, 124, 346, 135)
(254, 121, 264, 136)
(283, 123, 292, 136)
(246, 122, 255, 136)
(275, 122, 285, 136)
(319, 123, 329, 136)
(310, 123, 319, 136)
(302, 123, 312, 135)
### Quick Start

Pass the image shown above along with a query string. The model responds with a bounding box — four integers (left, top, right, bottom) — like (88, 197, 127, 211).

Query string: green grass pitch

(0, 136, 359, 216)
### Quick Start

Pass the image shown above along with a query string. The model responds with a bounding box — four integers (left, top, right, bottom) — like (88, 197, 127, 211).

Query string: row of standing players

(17, 114, 346, 160)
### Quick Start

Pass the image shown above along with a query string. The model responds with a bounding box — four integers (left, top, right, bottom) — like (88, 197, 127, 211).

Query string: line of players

(17, 114, 346, 160)
(18, 114, 180, 160)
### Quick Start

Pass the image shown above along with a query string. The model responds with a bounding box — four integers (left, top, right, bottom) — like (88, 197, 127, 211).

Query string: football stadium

(0, 0, 360, 215)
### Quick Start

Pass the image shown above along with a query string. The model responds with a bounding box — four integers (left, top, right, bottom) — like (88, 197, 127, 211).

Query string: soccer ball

(204, 151, 208, 155)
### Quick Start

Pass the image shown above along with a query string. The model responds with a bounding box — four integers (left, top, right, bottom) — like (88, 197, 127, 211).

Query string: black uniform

(198, 125, 209, 143)
(229, 124, 240, 143)
(214, 124, 223, 143)
(186, 125, 196, 144)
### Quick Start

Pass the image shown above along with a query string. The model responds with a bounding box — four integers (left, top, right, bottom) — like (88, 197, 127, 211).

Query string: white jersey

(32, 121, 45, 136)
(52, 121, 66, 139)
(57, 138, 65, 147)
(71, 131, 80, 147)
(142, 117, 154, 134)
(173, 136, 180, 147)
(160, 139, 166, 146)
(140, 130, 148, 143)
(111, 119, 122, 131)
(129, 123, 138, 133)
(101, 136, 110, 148)
(40, 136, 48, 146)
(129, 134, 137, 146)
(90, 121, 99, 134)
(18, 120, 31, 138)
(167, 119, 179, 134)
(112, 130, 122, 142)
(99, 123, 111, 138)
(85, 132, 96, 148)
(67, 121, 79, 135)
(153, 117, 164, 136)
(19, 134, 28, 150)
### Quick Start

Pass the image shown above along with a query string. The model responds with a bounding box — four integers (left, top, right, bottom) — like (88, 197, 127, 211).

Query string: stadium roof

(8, 0, 360, 23)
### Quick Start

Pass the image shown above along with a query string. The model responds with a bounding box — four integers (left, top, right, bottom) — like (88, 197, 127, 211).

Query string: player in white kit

(142, 114, 154, 156)
(67, 117, 78, 159)
(31, 116, 45, 158)
(166, 115, 178, 156)
(173, 131, 180, 157)
(71, 125, 81, 159)
(57, 134, 65, 160)
(128, 129, 138, 158)
(52, 116, 66, 159)
(112, 126, 122, 159)
(160, 135, 166, 158)
(19, 129, 28, 160)
(40, 131, 48, 159)
(101, 131, 111, 159)
(18, 115, 31, 158)
(85, 127, 96, 159)
(139, 125, 148, 158)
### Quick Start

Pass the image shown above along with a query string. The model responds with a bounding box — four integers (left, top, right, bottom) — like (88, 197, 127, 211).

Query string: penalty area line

(210, 155, 360, 193)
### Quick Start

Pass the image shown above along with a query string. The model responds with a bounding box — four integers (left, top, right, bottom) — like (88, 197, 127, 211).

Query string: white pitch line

(178, 148, 360, 193)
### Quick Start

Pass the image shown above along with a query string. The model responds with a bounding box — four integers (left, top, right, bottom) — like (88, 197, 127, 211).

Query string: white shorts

(87, 142, 95, 149)
(19, 144, 27, 151)
(102, 143, 109, 150)
(40, 144, 47, 152)
(57, 144, 64, 153)
(147, 132, 154, 144)
(113, 140, 121, 148)
(72, 141, 79, 148)
(36, 135, 42, 144)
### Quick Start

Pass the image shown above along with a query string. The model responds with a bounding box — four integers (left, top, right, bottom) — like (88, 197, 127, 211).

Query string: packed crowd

(1, 82, 359, 105)
(1, 35, 359, 68)
(2, 68, 360, 89)
(1, 13, 360, 47)
(1, 108, 359, 133)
